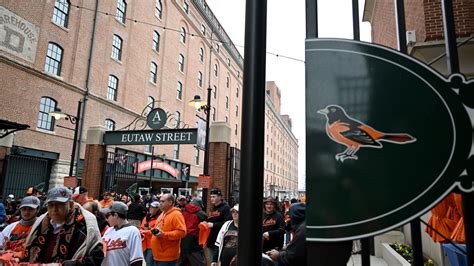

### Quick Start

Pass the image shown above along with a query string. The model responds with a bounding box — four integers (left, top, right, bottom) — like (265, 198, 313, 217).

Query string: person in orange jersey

(0, 196, 40, 264)
(99, 192, 114, 209)
(149, 193, 186, 265)
(140, 201, 161, 266)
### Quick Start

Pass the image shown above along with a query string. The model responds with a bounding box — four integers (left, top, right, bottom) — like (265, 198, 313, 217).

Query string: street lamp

(189, 87, 212, 210)
(49, 100, 83, 183)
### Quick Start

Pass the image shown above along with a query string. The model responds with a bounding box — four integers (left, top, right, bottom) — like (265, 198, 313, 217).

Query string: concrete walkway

(347, 255, 388, 266)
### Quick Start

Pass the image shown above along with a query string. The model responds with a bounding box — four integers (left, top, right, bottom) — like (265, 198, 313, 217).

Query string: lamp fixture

(48, 108, 78, 124)
(188, 95, 208, 111)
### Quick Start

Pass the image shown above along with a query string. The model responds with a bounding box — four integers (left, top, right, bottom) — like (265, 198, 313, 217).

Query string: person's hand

(263, 232, 270, 240)
(266, 249, 279, 261)
(207, 222, 213, 228)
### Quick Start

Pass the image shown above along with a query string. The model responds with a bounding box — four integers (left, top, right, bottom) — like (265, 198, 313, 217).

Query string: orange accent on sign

(198, 175, 210, 188)
(133, 160, 179, 178)
(64, 176, 77, 187)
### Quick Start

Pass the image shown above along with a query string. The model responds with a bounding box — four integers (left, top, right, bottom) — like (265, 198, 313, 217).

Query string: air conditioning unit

(406, 30, 416, 45)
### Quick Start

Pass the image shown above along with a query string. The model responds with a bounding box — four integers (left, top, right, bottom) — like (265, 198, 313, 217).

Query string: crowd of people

(0, 186, 306, 266)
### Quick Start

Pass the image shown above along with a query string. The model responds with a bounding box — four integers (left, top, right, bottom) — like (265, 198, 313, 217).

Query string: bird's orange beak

(317, 108, 329, 115)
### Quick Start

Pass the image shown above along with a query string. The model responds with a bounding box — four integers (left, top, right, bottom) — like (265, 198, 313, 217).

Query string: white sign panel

(0, 7, 40, 63)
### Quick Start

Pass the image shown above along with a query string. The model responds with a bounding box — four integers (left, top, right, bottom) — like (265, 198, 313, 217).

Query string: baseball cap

(231, 204, 239, 212)
(210, 188, 222, 196)
(73, 186, 88, 197)
(8, 194, 14, 199)
(46, 187, 72, 203)
(20, 196, 41, 209)
(177, 195, 186, 201)
(104, 201, 128, 216)
(150, 201, 160, 208)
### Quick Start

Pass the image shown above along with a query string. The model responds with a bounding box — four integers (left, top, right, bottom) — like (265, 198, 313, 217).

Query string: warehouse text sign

(104, 128, 198, 145)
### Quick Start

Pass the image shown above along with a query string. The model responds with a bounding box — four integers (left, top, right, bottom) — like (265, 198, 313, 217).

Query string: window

(225, 96, 229, 109)
(226, 76, 230, 88)
(174, 111, 181, 128)
(183, 1, 189, 13)
(146, 96, 155, 114)
(44, 43, 63, 76)
(155, 0, 162, 19)
(180, 27, 186, 43)
(213, 64, 218, 76)
(111, 35, 122, 60)
(176, 81, 183, 100)
(225, 116, 228, 123)
(116, 0, 127, 23)
(201, 24, 206, 35)
(52, 0, 69, 28)
(227, 58, 230, 66)
(178, 54, 185, 72)
(194, 148, 200, 165)
(213, 85, 217, 99)
(212, 107, 216, 121)
(235, 124, 238, 135)
(150, 62, 158, 83)
(236, 105, 238, 116)
(237, 71, 240, 78)
(173, 144, 180, 159)
(105, 119, 116, 131)
(199, 47, 204, 62)
(37, 97, 56, 131)
(107, 75, 118, 101)
(152, 31, 160, 52)
(197, 71, 203, 87)
(144, 145, 152, 153)
(215, 43, 220, 53)
(236, 87, 239, 98)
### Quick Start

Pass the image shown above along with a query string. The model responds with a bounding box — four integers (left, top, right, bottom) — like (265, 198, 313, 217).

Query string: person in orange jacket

(140, 201, 161, 266)
(149, 193, 186, 265)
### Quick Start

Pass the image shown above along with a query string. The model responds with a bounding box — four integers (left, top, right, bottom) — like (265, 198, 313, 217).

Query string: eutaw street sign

(103, 128, 198, 145)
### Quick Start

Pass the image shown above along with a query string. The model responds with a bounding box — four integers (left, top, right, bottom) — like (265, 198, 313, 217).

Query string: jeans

(144, 249, 154, 266)
(206, 246, 218, 264)
(154, 260, 177, 266)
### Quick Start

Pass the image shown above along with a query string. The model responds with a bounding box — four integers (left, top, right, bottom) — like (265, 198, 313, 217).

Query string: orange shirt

(1, 221, 33, 258)
(150, 207, 186, 261)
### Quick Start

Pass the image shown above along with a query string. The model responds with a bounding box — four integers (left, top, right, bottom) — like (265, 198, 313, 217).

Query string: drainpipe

(74, 0, 99, 183)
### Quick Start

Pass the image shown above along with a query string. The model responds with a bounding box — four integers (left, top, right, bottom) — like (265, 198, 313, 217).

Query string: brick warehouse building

(363, 0, 473, 264)
(264, 81, 299, 200)
(0, 0, 249, 196)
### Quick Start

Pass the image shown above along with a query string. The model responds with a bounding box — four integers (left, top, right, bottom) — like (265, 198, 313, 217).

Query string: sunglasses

(105, 212, 116, 218)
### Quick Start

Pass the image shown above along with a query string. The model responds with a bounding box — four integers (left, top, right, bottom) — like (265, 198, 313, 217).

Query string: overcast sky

(206, 0, 372, 190)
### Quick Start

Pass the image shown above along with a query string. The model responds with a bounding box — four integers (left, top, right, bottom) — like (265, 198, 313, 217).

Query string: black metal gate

(102, 152, 139, 195)
(229, 147, 241, 206)
(1, 154, 50, 197)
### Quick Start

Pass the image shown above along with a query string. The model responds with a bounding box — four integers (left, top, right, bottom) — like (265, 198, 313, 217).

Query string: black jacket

(207, 202, 232, 246)
(262, 210, 285, 252)
(127, 202, 147, 220)
(278, 221, 306, 266)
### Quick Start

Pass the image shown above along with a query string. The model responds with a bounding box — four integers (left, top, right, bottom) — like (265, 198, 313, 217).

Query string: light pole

(49, 100, 83, 184)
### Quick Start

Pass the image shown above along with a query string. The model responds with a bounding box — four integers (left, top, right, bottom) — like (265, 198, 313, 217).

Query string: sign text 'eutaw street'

(103, 128, 198, 145)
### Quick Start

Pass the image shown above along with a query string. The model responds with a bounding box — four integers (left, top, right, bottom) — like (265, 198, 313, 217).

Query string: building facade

(0, 0, 244, 195)
(263, 81, 299, 199)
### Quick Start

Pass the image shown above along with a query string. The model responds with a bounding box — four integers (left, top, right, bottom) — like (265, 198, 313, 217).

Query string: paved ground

(347, 255, 388, 266)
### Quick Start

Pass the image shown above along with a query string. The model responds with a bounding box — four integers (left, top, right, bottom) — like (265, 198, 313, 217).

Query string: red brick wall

(206, 141, 231, 209)
(371, 0, 397, 49)
(82, 144, 105, 198)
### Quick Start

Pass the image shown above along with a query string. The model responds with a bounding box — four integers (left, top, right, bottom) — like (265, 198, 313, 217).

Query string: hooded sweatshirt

(262, 210, 285, 252)
(150, 207, 186, 261)
(181, 203, 208, 254)
(207, 202, 232, 246)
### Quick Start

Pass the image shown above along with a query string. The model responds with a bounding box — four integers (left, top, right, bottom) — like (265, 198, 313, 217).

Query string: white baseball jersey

(101, 224, 143, 265)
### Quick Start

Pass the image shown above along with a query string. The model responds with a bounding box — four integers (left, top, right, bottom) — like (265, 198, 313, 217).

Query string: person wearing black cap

(102, 201, 143, 266)
(262, 196, 285, 253)
(206, 188, 232, 265)
(23, 187, 104, 265)
(267, 202, 306, 266)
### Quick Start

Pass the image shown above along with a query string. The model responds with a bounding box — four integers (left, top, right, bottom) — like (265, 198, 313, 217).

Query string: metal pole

(441, 0, 460, 74)
(238, 0, 267, 265)
(69, 100, 82, 180)
(352, 0, 360, 41)
(462, 192, 474, 266)
(306, 0, 318, 38)
(394, 0, 407, 53)
(361, 238, 371, 266)
(411, 219, 424, 266)
(149, 146, 154, 193)
(202, 86, 212, 211)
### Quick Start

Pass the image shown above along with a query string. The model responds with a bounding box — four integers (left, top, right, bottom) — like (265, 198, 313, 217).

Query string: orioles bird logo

(318, 105, 417, 162)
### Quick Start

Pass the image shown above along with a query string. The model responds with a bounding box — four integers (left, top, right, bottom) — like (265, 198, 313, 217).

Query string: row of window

(37, 97, 116, 131)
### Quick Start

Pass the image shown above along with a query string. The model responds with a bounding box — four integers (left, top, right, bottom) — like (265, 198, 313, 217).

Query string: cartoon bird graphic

(318, 105, 416, 162)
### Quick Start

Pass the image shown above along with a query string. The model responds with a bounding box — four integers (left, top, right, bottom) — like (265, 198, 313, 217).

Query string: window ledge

(149, 81, 157, 86)
(51, 20, 69, 32)
(36, 127, 56, 135)
(115, 17, 127, 27)
(43, 71, 63, 81)
(111, 57, 123, 64)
